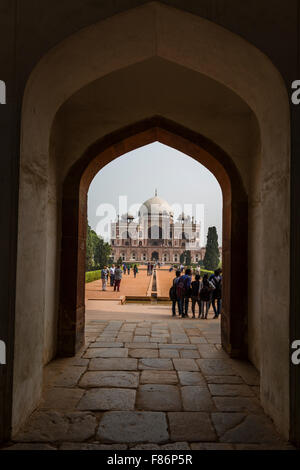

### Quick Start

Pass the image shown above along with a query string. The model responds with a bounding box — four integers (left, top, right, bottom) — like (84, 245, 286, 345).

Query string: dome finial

(155, 188, 157, 197)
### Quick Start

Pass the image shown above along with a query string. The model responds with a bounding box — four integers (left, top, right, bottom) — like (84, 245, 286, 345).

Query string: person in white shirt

(109, 265, 115, 287)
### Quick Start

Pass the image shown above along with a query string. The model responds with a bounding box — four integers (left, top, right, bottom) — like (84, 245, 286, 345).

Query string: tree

(86, 224, 98, 271)
(94, 237, 111, 268)
(203, 227, 220, 271)
(86, 223, 111, 270)
(180, 250, 191, 266)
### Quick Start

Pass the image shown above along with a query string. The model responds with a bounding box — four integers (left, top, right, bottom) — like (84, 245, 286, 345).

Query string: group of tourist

(169, 268, 222, 319)
(122, 263, 139, 277)
(101, 264, 139, 292)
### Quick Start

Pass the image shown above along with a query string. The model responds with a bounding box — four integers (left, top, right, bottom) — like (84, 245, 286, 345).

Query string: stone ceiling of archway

(52, 57, 259, 193)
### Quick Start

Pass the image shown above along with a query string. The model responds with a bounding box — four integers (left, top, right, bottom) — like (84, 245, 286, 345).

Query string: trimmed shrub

(86, 270, 101, 283)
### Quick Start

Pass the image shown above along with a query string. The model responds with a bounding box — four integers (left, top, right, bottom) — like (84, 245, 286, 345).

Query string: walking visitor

(176, 268, 192, 318)
(114, 265, 123, 292)
(210, 269, 222, 319)
(191, 274, 201, 318)
(101, 266, 109, 291)
(109, 265, 115, 287)
(133, 264, 138, 278)
(169, 270, 181, 317)
(199, 274, 214, 319)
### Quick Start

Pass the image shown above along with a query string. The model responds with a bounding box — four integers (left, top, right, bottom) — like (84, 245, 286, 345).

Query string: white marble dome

(140, 195, 173, 217)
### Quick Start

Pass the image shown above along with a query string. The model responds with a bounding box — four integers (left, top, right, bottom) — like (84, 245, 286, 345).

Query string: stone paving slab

(52, 366, 86, 387)
(89, 358, 138, 371)
(136, 384, 182, 411)
(190, 337, 208, 344)
(213, 397, 264, 414)
(180, 350, 200, 359)
(196, 359, 235, 376)
(133, 336, 150, 342)
(206, 375, 244, 384)
(140, 370, 178, 385)
(209, 384, 255, 397)
(181, 386, 215, 411)
(97, 411, 169, 443)
(168, 412, 217, 442)
(77, 388, 136, 411)
(178, 371, 206, 386)
(159, 349, 180, 358)
(197, 344, 224, 358)
(218, 414, 284, 444)
(211, 412, 246, 437)
(84, 348, 128, 358)
(126, 342, 158, 349)
(129, 349, 158, 358)
(173, 359, 199, 371)
(138, 359, 174, 370)
(40, 388, 84, 410)
(91, 342, 124, 348)
(79, 371, 139, 388)
(14, 411, 97, 442)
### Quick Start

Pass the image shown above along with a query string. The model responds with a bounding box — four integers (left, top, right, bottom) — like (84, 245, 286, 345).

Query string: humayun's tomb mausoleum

(110, 192, 221, 263)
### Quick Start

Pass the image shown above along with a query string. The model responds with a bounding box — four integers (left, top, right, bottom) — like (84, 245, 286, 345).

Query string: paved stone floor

(3, 303, 294, 450)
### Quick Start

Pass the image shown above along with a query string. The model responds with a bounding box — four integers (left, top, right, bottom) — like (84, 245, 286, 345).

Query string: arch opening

(58, 119, 248, 361)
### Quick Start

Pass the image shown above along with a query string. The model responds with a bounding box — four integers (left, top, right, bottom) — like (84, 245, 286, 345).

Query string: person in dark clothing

(169, 270, 181, 317)
(209, 269, 222, 318)
(200, 274, 214, 319)
(176, 268, 192, 318)
(133, 264, 138, 278)
(191, 274, 201, 318)
(114, 265, 123, 292)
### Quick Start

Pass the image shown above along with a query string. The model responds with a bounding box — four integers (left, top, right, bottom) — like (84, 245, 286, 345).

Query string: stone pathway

(156, 268, 177, 297)
(85, 267, 151, 300)
(3, 318, 294, 450)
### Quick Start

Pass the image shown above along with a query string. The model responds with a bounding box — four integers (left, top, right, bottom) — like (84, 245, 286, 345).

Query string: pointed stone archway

(58, 118, 247, 363)
(13, 3, 291, 441)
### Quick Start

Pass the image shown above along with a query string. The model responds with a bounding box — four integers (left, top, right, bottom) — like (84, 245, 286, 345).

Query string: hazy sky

(88, 142, 222, 246)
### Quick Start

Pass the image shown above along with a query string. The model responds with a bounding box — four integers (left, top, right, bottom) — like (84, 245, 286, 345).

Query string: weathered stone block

(79, 371, 139, 388)
(77, 388, 136, 411)
(168, 412, 217, 442)
(97, 412, 169, 443)
(136, 384, 182, 411)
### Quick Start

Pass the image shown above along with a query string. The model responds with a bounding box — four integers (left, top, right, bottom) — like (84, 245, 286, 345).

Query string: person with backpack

(169, 270, 181, 317)
(200, 274, 214, 319)
(209, 269, 222, 319)
(191, 274, 201, 318)
(114, 265, 123, 292)
(176, 268, 192, 318)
